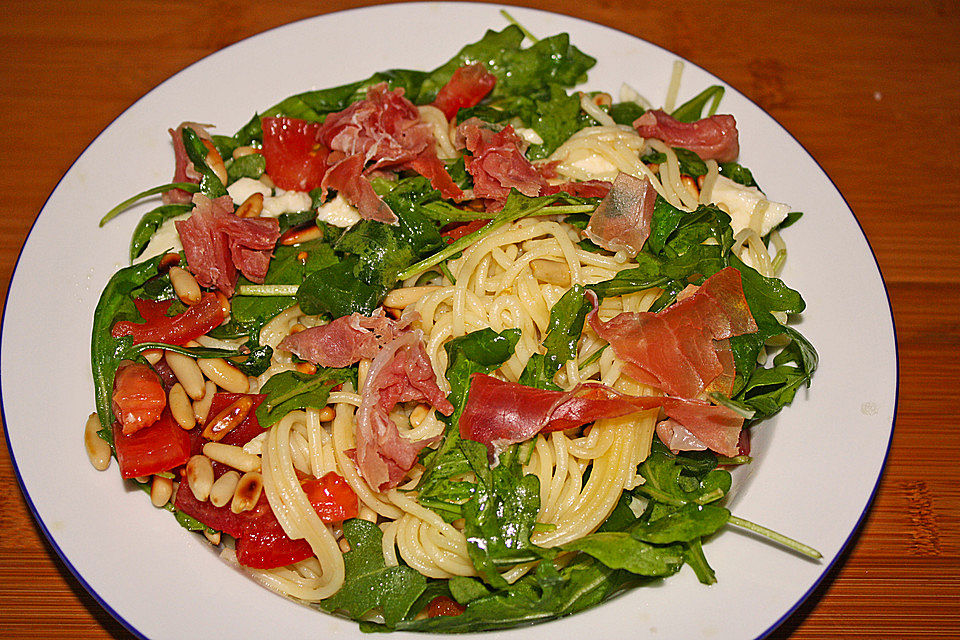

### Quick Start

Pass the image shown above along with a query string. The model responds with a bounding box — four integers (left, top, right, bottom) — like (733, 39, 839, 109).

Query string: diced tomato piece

(132, 298, 173, 322)
(173, 472, 248, 538)
(113, 409, 191, 479)
(301, 472, 359, 523)
(112, 361, 167, 435)
(440, 218, 489, 243)
(261, 116, 330, 191)
(111, 291, 226, 345)
(234, 504, 314, 569)
(431, 63, 497, 121)
(425, 596, 466, 618)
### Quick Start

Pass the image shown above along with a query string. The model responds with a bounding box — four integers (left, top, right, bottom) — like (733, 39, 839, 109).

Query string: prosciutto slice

(633, 110, 740, 163)
(278, 310, 412, 368)
(459, 375, 744, 457)
(176, 194, 280, 296)
(456, 118, 546, 204)
(584, 173, 656, 254)
(162, 122, 213, 205)
(355, 330, 454, 491)
(588, 267, 757, 398)
(318, 82, 463, 222)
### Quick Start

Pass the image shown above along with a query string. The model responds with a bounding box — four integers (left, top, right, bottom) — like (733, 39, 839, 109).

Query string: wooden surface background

(1, 1, 957, 638)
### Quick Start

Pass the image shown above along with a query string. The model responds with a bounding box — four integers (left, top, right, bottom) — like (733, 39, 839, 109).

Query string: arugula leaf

(631, 503, 730, 544)
(718, 161, 759, 188)
(641, 146, 708, 177)
(564, 532, 684, 576)
(671, 85, 725, 122)
(256, 368, 354, 429)
(129, 204, 191, 260)
(297, 255, 389, 318)
(318, 518, 426, 627)
(519, 285, 589, 389)
(225, 152, 265, 183)
(91, 255, 164, 441)
(181, 127, 227, 198)
(609, 101, 646, 125)
(526, 84, 590, 160)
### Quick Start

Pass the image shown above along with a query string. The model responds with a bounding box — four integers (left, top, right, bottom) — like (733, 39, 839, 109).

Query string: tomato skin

(440, 218, 489, 243)
(261, 116, 330, 191)
(111, 291, 225, 345)
(301, 472, 359, 523)
(425, 596, 466, 618)
(431, 63, 497, 121)
(112, 360, 167, 435)
(113, 409, 191, 479)
(234, 507, 314, 569)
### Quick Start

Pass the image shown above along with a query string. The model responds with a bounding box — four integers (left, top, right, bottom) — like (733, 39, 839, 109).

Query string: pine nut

(681, 174, 700, 200)
(198, 357, 249, 393)
(151, 475, 173, 507)
(338, 537, 351, 553)
(290, 323, 306, 334)
(202, 395, 254, 442)
(592, 92, 613, 107)
(168, 383, 196, 430)
(134, 476, 149, 483)
(84, 413, 111, 471)
(166, 350, 205, 400)
(232, 145, 261, 160)
(216, 292, 231, 319)
(193, 380, 217, 424)
(279, 225, 322, 246)
(296, 251, 309, 264)
(186, 455, 215, 501)
(142, 348, 163, 366)
(259, 173, 275, 189)
(295, 362, 317, 375)
(202, 442, 260, 472)
(210, 470, 241, 507)
(530, 259, 571, 286)
(318, 405, 336, 422)
(169, 266, 201, 305)
(382, 285, 440, 309)
(231, 471, 263, 513)
(204, 529, 222, 545)
(159, 252, 181, 272)
(201, 138, 228, 186)
(409, 404, 430, 428)
(235, 192, 264, 218)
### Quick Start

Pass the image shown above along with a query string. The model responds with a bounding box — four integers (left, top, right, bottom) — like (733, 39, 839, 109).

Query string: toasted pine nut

(338, 538, 351, 553)
(697, 174, 706, 189)
(216, 292, 231, 319)
(259, 173, 275, 189)
(142, 348, 163, 366)
(151, 475, 173, 507)
(193, 380, 217, 424)
(202, 396, 254, 442)
(203, 442, 260, 472)
(235, 192, 264, 218)
(592, 92, 612, 107)
(201, 138, 228, 186)
(409, 404, 430, 428)
(681, 175, 700, 200)
(84, 413, 111, 471)
(296, 251, 309, 264)
(232, 145, 261, 160)
(231, 471, 263, 514)
(169, 266, 201, 305)
(210, 470, 241, 507)
(166, 351, 205, 400)
(382, 285, 440, 310)
(204, 529, 222, 545)
(530, 259, 571, 286)
(295, 362, 317, 375)
(186, 455, 215, 501)
(134, 476, 149, 484)
(168, 383, 196, 430)
(159, 252, 181, 272)
(290, 323, 306, 334)
(198, 357, 249, 393)
(279, 225, 322, 246)
(318, 405, 336, 422)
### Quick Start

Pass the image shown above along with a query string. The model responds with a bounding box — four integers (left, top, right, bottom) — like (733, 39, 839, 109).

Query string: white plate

(1, 3, 896, 639)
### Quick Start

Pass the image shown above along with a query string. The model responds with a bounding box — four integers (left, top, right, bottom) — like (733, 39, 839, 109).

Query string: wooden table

(1, 1, 957, 638)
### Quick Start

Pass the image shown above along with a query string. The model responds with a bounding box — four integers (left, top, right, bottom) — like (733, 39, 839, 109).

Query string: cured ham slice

(456, 118, 546, 204)
(459, 375, 744, 457)
(317, 82, 463, 221)
(588, 267, 757, 398)
(355, 330, 454, 491)
(540, 180, 612, 199)
(278, 310, 412, 368)
(162, 122, 213, 205)
(584, 173, 656, 254)
(176, 193, 280, 296)
(633, 110, 740, 163)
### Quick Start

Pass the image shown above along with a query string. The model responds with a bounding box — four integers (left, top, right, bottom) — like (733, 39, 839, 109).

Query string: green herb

(100, 183, 198, 227)
(129, 204, 191, 260)
(518, 285, 590, 389)
(256, 368, 354, 429)
(671, 85, 725, 122)
(180, 127, 227, 198)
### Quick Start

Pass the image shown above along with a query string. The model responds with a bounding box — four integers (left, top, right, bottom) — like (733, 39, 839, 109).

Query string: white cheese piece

(709, 175, 792, 237)
(135, 213, 191, 262)
(227, 177, 271, 206)
(261, 189, 313, 218)
(316, 194, 362, 227)
(514, 127, 544, 145)
(567, 152, 620, 180)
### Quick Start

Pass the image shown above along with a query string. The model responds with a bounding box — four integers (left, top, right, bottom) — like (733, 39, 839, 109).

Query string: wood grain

(1, 1, 957, 638)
